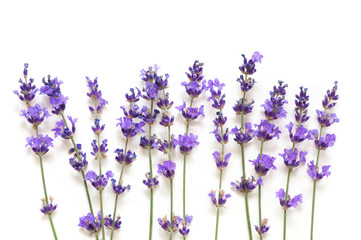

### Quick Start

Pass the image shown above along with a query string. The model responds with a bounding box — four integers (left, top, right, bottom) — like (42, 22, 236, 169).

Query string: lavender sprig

(278, 86, 314, 240)
(256, 80, 288, 239)
(309, 82, 339, 240)
(15, 64, 58, 240)
(231, 52, 262, 240)
(110, 87, 143, 240)
(86, 76, 109, 240)
(178, 60, 206, 238)
(207, 78, 232, 240)
(156, 78, 179, 240)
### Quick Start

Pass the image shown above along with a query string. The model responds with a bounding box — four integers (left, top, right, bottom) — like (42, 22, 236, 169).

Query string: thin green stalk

(258, 140, 264, 240)
(215, 170, 223, 240)
(310, 143, 322, 240)
(182, 97, 194, 219)
(96, 134, 105, 240)
(244, 191, 252, 240)
(170, 179, 174, 240)
(283, 168, 291, 240)
(148, 99, 154, 240)
(35, 127, 58, 240)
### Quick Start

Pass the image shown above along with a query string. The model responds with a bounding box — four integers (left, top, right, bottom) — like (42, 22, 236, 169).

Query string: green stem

(310, 146, 322, 240)
(100, 190, 105, 240)
(148, 100, 154, 240)
(258, 140, 264, 240)
(244, 191, 253, 240)
(170, 179, 174, 240)
(283, 168, 291, 240)
(215, 169, 223, 240)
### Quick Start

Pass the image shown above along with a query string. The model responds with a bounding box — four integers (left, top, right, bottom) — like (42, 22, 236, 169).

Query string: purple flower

(117, 117, 145, 138)
(213, 112, 227, 127)
(90, 139, 108, 159)
(115, 149, 136, 165)
(125, 88, 141, 103)
(262, 80, 288, 121)
(250, 154, 277, 178)
(233, 98, 255, 115)
(231, 122, 255, 145)
(120, 104, 141, 119)
(155, 73, 169, 90)
(104, 214, 122, 230)
(208, 190, 231, 207)
(237, 75, 256, 92)
(142, 81, 159, 100)
(139, 106, 160, 124)
(322, 81, 339, 109)
(85, 170, 114, 191)
(279, 148, 307, 168)
(157, 160, 176, 179)
(255, 218, 270, 236)
(231, 176, 259, 193)
(26, 134, 54, 156)
(159, 113, 174, 127)
(239, 54, 257, 75)
(213, 151, 231, 169)
(139, 134, 158, 149)
(40, 75, 69, 114)
(140, 65, 160, 83)
(156, 137, 177, 155)
(111, 179, 131, 195)
(52, 116, 77, 139)
(307, 160, 331, 181)
(316, 110, 339, 127)
(91, 119, 105, 135)
(185, 60, 204, 83)
(254, 120, 281, 141)
(210, 127, 229, 143)
(86, 77, 109, 113)
(179, 215, 193, 236)
(207, 78, 226, 109)
(157, 93, 174, 110)
(276, 188, 303, 210)
(143, 172, 159, 188)
(177, 133, 200, 154)
(69, 152, 88, 171)
(158, 215, 181, 232)
(314, 133, 336, 150)
(20, 104, 50, 126)
(78, 212, 101, 234)
(14, 64, 38, 105)
(251, 51, 263, 63)
(40, 197, 57, 215)
(176, 101, 205, 121)
(285, 122, 315, 143)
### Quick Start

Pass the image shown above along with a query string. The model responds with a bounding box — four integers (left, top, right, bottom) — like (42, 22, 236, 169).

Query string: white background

(1, 1, 359, 239)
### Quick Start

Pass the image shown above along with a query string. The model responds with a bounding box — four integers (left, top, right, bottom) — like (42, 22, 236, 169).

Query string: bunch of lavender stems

(176, 60, 206, 238)
(277, 86, 314, 240)
(206, 78, 232, 240)
(86, 77, 109, 240)
(254, 80, 288, 239)
(40, 75, 98, 239)
(231, 52, 261, 240)
(14, 64, 58, 239)
(309, 82, 339, 240)
(110, 87, 143, 239)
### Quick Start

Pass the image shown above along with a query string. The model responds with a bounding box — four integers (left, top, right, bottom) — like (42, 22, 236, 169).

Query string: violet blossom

(157, 160, 176, 179)
(275, 188, 303, 210)
(85, 170, 114, 191)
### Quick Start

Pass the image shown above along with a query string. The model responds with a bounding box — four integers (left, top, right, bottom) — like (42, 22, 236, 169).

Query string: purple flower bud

(114, 148, 136, 165)
(69, 152, 88, 171)
(208, 190, 231, 207)
(314, 133, 336, 150)
(231, 176, 259, 193)
(20, 104, 50, 126)
(213, 151, 231, 169)
(279, 148, 307, 168)
(233, 98, 255, 115)
(40, 197, 57, 215)
(85, 170, 114, 191)
(307, 160, 331, 181)
(237, 75, 255, 92)
(158, 215, 181, 232)
(176, 101, 205, 121)
(185, 60, 204, 83)
(104, 214, 122, 230)
(177, 133, 199, 154)
(143, 172, 159, 188)
(275, 188, 303, 210)
(316, 110, 339, 127)
(231, 122, 255, 145)
(125, 88, 141, 103)
(26, 134, 54, 156)
(255, 218, 270, 236)
(178, 215, 193, 236)
(254, 120, 281, 141)
(78, 212, 102, 234)
(111, 179, 130, 195)
(117, 117, 145, 138)
(157, 160, 176, 179)
(250, 154, 276, 177)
